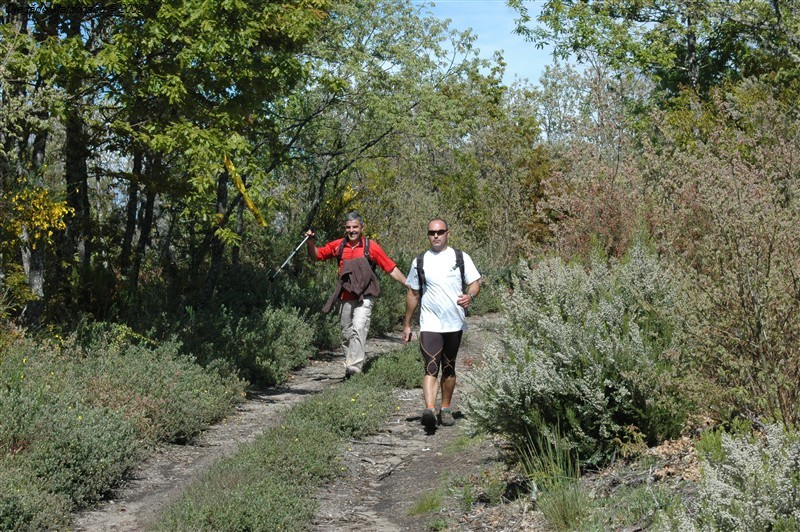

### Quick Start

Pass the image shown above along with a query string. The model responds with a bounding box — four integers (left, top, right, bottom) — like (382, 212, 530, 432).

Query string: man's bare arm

(403, 287, 420, 344)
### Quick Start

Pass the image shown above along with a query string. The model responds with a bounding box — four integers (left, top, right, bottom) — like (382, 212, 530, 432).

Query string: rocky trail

(73, 313, 545, 531)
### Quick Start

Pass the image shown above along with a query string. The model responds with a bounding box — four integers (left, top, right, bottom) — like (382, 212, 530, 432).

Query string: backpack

(415, 248, 465, 299)
(337, 237, 377, 271)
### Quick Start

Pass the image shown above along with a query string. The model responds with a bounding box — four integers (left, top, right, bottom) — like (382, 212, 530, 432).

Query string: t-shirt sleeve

(405, 258, 420, 290)
(368, 241, 397, 273)
(462, 252, 481, 284)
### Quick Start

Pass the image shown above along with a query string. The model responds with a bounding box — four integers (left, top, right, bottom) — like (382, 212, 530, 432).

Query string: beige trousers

(339, 297, 373, 371)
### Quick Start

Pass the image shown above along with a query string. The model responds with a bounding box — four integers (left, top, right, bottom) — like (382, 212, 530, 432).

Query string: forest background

(2, 0, 800, 529)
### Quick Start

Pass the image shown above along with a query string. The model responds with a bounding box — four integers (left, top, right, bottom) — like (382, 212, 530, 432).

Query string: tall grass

(516, 428, 590, 531)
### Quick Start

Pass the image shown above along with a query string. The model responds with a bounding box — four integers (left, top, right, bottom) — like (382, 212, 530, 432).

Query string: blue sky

(416, 0, 553, 85)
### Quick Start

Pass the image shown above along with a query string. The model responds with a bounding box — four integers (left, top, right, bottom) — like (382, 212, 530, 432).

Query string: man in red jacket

(306, 212, 406, 378)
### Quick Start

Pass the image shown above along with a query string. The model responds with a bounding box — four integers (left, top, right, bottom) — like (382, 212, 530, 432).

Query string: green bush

(67, 330, 245, 444)
(469, 275, 504, 315)
(0, 470, 71, 532)
(25, 404, 140, 505)
(290, 380, 394, 439)
(0, 329, 245, 529)
(267, 269, 343, 351)
(369, 272, 407, 336)
(464, 241, 693, 467)
(230, 306, 316, 386)
(659, 424, 800, 531)
(175, 303, 317, 387)
(157, 361, 401, 531)
(364, 341, 422, 389)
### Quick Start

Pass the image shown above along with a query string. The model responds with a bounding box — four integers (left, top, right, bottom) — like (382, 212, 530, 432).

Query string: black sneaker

(421, 408, 437, 430)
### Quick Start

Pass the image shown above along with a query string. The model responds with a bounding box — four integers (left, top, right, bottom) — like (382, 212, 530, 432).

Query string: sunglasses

(427, 229, 447, 236)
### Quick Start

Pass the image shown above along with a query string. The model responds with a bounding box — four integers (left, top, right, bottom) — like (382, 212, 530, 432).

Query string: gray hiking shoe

(439, 407, 455, 426)
(421, 408, 437, 430)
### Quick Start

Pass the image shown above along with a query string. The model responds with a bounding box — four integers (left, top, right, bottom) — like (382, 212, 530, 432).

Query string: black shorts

(419, 330, 463, 378)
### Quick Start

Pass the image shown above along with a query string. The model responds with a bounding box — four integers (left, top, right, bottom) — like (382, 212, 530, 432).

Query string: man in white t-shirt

(403, 218, 481, 431)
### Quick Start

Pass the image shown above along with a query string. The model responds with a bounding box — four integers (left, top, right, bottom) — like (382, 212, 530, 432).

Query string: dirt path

(73, 314, 544, 531)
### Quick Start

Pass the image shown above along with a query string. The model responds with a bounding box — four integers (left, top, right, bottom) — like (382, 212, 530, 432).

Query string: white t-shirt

(406, 247, 481, 333)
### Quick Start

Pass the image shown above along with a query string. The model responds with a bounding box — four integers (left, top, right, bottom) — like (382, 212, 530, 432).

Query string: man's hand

(305, 229, 318, 259)
(457, 293, 472, 308)
(402, 324, 413, 344)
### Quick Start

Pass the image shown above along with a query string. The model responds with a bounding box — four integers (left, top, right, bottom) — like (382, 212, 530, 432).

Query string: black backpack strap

(364, 237, 376, 271)
(417, 249, 465, 298)
(336, 239, 346, 263)
(415, 252, 426, 298)
(338, 237, 376, 271)
(454, 248, 465, 288)
(454, 248, 470, 316)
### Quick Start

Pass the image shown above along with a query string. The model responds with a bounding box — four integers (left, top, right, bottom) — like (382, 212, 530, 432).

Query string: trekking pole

(270, 234, 311, 281)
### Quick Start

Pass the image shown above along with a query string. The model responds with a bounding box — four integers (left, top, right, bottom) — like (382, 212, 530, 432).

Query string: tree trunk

(120, 149, 141, 274)
(685, 11, 699, 90)
(64, 108, 91, 273)
(129, 187, 155, 294)
(59, 15, 93, 310)
(232, 195, 244, 266)
(201, 171, 229, 306)
(21, 128, 49, 326)
(20, 228, 45, 326)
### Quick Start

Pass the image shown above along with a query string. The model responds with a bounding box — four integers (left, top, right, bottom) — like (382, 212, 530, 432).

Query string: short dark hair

(427, 217, 448, 230)
(345, 211, 364, 225)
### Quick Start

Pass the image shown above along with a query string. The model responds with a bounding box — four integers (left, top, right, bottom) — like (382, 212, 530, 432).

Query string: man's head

(427, 218, 449, 252)
(343, 211, 364, 243)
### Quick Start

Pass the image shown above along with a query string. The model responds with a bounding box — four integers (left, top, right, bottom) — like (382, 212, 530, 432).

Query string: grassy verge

(0, 326, 246, 530)
(154, 342, 422, 530)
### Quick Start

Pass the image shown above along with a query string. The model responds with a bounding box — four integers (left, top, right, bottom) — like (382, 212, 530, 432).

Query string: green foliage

(229, 306, 316, 386)
(464, 241, 693, 468)
(262, 243, 350, 351)
(468, 277, 504, 315)
(513, 0, 798, 94)
(158, 421, 339, 531)
(585, 482, 681, 531)
(67, 326, 245, 443)
(368, 269, 407, 336)
(0, 469, 71, 532)
(176, 304, 315, 387)
(408, 488, 445, 515)
(0, 330, 245, 529)
(290, 380, 394, 440)
(363, 341, 422, 389)
(696, 419, 754, 464)
(157, 358, 401, 530)
(659, 424, 800, 530)
(646, 85, 800, 424)
(517, 427, 590, 531)
(24, 405, 139, 506)
(538, 482, 591, 532)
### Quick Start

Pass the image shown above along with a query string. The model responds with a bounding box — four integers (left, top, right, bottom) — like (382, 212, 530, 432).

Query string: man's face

(344, 220, 363, 243)
(427, 221, 448, 252)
